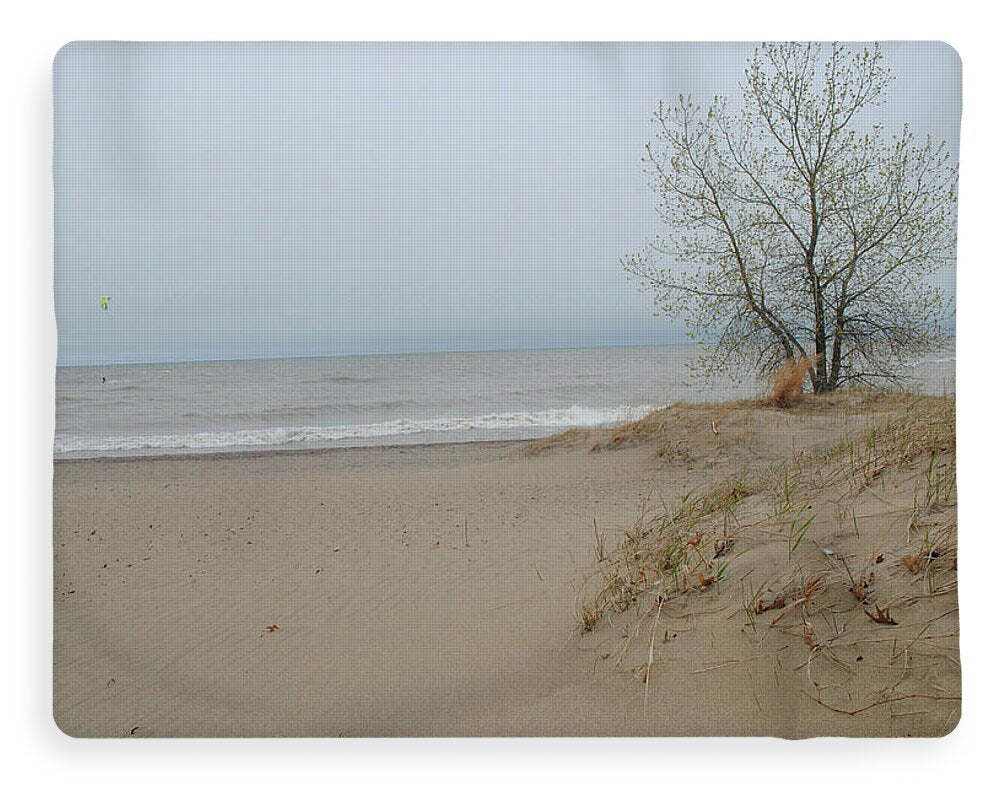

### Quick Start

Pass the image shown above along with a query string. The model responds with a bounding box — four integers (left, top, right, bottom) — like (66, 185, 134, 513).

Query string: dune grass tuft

(764, 355, 817, 408)
(522, 427, 590, 456)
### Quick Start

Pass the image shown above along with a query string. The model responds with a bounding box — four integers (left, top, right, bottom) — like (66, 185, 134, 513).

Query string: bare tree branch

(621, 42, 956, 392)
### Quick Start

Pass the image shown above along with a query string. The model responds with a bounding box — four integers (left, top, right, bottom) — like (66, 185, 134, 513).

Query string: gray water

(54, 344, 955, 459)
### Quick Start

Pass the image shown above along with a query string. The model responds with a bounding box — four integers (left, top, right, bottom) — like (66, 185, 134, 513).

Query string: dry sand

(53, 393, 959, 737)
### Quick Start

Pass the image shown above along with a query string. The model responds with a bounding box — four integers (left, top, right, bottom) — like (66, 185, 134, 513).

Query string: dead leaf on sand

(755, 595, 786, 615)
(864, 605, 898, 625)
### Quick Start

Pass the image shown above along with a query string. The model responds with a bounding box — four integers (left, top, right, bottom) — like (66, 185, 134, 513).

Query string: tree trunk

(810, 270, 830, 392)
(829, 325, 844, 391)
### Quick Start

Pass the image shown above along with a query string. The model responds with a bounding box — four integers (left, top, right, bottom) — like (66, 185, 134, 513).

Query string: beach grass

(570, 389, 958, 728)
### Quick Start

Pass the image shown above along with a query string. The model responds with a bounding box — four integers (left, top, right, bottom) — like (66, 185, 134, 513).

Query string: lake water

(54, 344, 955, 458)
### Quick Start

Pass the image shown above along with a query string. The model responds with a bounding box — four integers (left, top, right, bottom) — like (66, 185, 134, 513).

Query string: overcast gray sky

(54, 41, 961, 365)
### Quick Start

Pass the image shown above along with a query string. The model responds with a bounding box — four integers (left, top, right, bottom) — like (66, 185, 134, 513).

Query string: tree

(622, 42, 957, 392)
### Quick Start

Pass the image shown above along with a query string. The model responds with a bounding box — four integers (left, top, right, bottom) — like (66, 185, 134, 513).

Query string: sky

(53, 42, 961, 366)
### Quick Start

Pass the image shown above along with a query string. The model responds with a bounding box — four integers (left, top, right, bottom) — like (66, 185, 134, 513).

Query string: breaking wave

(54, 403, 656, 456)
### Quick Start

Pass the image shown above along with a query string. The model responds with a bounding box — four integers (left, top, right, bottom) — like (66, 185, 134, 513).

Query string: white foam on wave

(54, 403, 656, 455)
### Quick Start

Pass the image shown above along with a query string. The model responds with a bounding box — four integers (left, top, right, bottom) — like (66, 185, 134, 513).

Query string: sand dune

(53, 392, 959, 737)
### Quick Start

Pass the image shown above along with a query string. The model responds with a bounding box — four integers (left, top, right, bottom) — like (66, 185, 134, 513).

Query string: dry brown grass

(559, 388, 959, 732)
(575, 471, 755, 632)
(522, 427, 590, 456)
(592, 401, 743, 458)
(819, 393, 955, 490)
(764, 355, 817, 408)
(575, 390, 958, 708)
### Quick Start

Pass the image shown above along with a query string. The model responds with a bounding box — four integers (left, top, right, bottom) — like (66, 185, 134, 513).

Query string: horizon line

(55, 339, 712, 369)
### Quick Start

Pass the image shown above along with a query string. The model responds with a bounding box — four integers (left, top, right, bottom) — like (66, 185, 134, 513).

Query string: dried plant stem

(804, 691, 960, 716)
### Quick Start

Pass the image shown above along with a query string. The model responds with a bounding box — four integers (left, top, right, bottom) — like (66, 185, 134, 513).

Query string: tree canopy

(623, 42, 957, 392)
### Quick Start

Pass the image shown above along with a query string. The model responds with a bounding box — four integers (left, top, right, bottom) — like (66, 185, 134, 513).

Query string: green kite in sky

(100, 296, 110, 311)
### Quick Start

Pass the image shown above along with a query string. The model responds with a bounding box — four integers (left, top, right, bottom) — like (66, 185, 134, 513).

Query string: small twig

(769, 597, 807, 625)
(804, 691, 960, 716)
(593, 518, 606, 562)
(692, 656, 757, 674)
(644, 596, 665, 713)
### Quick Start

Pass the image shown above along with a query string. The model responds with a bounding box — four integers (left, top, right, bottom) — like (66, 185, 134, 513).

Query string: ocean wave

(53, 403, 656, 455)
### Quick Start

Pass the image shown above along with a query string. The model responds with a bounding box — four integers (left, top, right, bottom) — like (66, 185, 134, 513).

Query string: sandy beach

(53, 392, 959, 737)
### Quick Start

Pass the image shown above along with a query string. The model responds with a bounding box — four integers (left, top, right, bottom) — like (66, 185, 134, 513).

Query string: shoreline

(53, 437, 533, 466)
